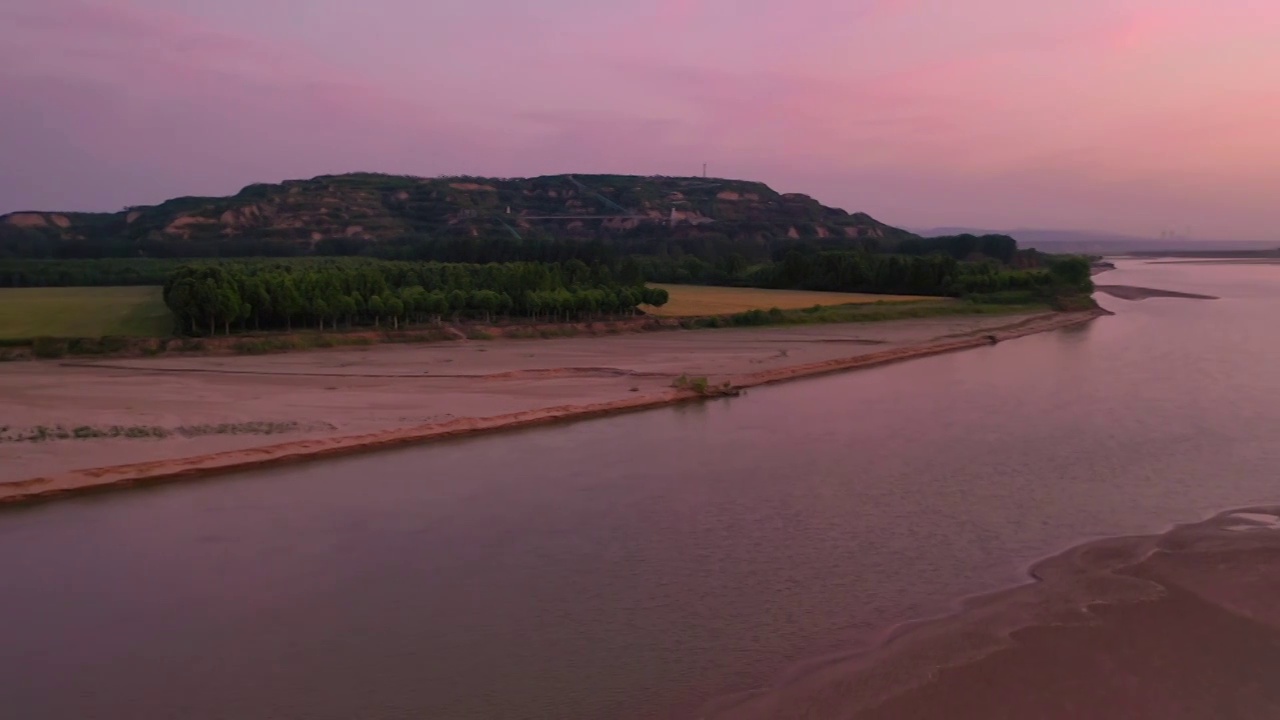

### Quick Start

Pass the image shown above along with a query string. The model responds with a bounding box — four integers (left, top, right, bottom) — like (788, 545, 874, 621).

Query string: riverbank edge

(0, 308, 1107, 506)
(699, 503, 1280, 719)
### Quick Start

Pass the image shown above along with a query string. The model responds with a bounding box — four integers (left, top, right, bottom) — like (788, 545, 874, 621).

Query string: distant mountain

(1, 173, 916, 259)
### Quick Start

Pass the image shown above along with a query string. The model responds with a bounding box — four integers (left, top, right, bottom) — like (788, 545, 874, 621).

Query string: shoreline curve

(0, 309, 1106, 506)
(698, 504, 1280, 719)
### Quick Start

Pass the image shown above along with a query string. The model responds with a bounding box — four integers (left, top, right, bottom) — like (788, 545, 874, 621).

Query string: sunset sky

(2, 0, 1277, 239)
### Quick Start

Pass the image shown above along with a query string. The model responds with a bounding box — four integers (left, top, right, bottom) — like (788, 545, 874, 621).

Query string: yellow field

(642, 284, 934, 317)
(0, 286, 172, 339)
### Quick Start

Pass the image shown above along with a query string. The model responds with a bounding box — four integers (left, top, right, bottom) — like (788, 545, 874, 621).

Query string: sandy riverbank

(705, 506, 1280, 719)
(0, 309, 1103, 504)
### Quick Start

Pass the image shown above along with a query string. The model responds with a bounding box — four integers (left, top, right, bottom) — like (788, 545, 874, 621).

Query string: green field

(642, 284, 935, 317)
(0, 286, 172, 340)
(0, 283, 1038, 345)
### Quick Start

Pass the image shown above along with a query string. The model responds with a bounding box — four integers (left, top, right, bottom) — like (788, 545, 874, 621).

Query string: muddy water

(1, 260, 1279, 719)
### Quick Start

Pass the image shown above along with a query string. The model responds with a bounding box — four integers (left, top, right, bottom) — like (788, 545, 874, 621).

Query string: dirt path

(0, 310, 1104, 504)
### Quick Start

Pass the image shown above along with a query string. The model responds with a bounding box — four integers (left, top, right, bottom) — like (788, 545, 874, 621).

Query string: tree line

(4, 225, 870, 265)
(161, 259, 670, 336)
(618, 249, 1090, 298)
(5, 248, 1090, 307)
(754, 250, 1092, 297)
(0, 258, 179, 287)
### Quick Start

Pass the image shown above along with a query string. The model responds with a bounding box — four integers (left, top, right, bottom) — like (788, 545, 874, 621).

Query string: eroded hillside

(1, 174, 914, 258)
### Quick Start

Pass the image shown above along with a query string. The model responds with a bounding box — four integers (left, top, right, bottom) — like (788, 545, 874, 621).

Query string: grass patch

(380, 330, 447, 344)
(1050, 294, 1100, 311)
(676, 299, 1050, 330)
(231, 333, 378, 354)
(643, 284, 933, 318)
(504, 327, 541, 339)
(232, 338, 301, 355)
(963, 290, 1045, 305)
(0, 286, 171, 340)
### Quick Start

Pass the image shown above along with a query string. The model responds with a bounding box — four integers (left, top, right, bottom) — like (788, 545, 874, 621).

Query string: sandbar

(703, 507, 1280, 719)
(1095, 285, 1219, 301)
(0, 310, 1102, 503)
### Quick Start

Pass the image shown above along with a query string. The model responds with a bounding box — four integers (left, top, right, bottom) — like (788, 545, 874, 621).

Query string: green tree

(312, 298, 329, 331)
(162, 276, 198, 334)
(243, 276, 270, 330)
(350, 292, 366, 325)
(643, 287, 669, 308)
(270, 276, 304, 331)
(1049, 257, 1092, 292)
(217, 280, 245, 335)
(337, 294, 357, 327)
(385, 297, 404, 329)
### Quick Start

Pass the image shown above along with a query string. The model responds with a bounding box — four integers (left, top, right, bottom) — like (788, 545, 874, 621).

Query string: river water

(2, 259, 1278, 719)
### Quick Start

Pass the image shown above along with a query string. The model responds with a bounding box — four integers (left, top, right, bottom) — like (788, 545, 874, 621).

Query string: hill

(1, 173, 916, 260)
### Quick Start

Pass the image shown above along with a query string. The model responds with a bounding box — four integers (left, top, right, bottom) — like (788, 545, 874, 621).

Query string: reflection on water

(1, 260, 1278, 719)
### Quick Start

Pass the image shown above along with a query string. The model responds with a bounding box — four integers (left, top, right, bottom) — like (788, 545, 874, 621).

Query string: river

(1, 259, 1278, 719)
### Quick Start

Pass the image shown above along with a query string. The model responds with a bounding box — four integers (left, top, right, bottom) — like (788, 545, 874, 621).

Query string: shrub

(299, 334, 336, 349)
(100, 336, 130, 353)
(672, 374, 711, 394)
(31, 337, 67, 359)
(729, 309, 774, 326)
(66, 338, 102, 355)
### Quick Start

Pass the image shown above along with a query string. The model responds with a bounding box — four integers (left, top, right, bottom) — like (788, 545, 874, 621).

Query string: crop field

(0, 286, 172, 339)
(0, 284, 944, 340)
(642, 284, 936, 317)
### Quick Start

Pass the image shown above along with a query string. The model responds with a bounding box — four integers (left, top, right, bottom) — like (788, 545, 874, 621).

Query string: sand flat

(0, 311, 1097, 499)
(703, 507, 1280, 720)
(1095, 285, 1219, 301)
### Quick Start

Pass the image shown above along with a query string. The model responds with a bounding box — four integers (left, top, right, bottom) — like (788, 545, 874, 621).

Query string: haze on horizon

(1, 0, 1277, 241)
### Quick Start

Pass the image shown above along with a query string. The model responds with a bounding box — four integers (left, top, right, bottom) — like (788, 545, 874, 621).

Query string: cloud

(1, 0, 1276, 238)
(0, 0, 508, 209)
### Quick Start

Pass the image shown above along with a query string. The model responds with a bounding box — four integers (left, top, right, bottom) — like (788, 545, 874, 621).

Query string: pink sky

(2, 0, 1277, 239)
